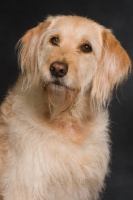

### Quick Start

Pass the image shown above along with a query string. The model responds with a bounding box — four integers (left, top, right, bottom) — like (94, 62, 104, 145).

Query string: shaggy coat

(0, 15, 131, 200)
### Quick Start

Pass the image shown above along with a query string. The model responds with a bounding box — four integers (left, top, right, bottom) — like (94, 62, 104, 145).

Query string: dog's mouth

(52, 79, 64, 86)
(44, 77, 69, 90)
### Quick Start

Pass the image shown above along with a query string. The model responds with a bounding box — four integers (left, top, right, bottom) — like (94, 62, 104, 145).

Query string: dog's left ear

(91, 29, 131, 109)
(17, 19, 51, 87)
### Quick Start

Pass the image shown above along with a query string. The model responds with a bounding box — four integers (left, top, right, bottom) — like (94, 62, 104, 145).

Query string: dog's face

(18, 15, 131, 111)
(39, 16, 103, 92)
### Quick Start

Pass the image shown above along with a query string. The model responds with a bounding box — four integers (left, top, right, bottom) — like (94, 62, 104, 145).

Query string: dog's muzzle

(50, 61, 68, 78)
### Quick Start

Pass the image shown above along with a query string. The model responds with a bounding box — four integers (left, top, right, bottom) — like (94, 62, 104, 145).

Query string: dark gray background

(0, 0, 133, 199)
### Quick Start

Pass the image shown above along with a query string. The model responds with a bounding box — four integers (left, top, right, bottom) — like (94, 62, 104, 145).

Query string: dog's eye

(50, 37, 59, 46)
(80, 44, 92, 53)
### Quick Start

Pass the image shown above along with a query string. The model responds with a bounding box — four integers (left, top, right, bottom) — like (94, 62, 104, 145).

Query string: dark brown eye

(50, 37, 59, 46)
(80, 44, 92, 53)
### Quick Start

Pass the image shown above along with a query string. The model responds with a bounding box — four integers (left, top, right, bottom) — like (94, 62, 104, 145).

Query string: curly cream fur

(0, 15, 131, 200)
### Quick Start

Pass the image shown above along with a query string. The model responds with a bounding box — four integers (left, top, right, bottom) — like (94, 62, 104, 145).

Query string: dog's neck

(10, 76, 97, 144)
(42, 84, 94, 144)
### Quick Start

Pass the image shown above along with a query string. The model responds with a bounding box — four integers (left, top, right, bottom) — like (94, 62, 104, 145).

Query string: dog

(0, 15, 131, 200)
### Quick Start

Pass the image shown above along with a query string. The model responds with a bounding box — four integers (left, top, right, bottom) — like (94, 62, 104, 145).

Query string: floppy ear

(91, 29, 131, 109)
(17, 19, 51, 88)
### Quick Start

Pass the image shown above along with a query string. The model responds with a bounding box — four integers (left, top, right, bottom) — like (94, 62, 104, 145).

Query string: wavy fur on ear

(90, 29, 131, 109)
(17, 19, 51, 89)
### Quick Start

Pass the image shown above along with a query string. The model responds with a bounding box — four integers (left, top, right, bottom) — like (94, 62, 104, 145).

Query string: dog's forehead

(47, 16, 103, 40)
(45, 16, 103, 57)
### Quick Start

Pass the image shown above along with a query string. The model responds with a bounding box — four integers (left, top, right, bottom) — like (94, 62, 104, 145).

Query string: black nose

(50, 61, 68, 77)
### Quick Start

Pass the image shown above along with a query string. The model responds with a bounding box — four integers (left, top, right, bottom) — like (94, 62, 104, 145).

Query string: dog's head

(17, 15, 131, 112)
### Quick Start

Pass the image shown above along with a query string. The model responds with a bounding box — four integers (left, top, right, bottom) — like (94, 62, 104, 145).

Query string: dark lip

(43, 80, 76, 92)
(52, 79, 64, 86)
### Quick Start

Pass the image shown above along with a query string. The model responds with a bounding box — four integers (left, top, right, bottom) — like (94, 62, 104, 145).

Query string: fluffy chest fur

(0, 88, 109, 200)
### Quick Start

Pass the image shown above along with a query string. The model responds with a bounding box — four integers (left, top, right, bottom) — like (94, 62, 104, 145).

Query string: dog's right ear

(17, 18, 51, 88)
